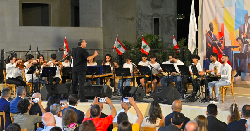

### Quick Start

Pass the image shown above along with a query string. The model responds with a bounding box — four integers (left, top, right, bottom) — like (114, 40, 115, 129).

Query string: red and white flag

(113, 38, 127, 55)
(141, 37, 150, 55)
(63, 36, 69, 58)
(173, 35, 179, 53)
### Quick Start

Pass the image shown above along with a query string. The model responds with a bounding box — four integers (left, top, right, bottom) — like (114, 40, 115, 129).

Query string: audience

(113, 101, 137, 124)
(14, 98, 46, 131)
(40, 112, 56, 131)
(206, 104, 227, 131)
(246, 118, 250, 131)
(50, 104, 63, 128)
(50, 127, 62, 131)
(184, 120, 198, 131)
(141, 101, 164, 129)
(165, 100, 190, 129)
(10, 86, 26, 114)
(158, 112, 185, 131)
(97, 102, 113, 131)
(113, 97, 143, 131)
(45, 95, 60, 112)
(62, 109, 79, 131)
(6, 123, 21, 131)
(29, 93, 42, 116)
(0, 88, 11, 130)
(62, 94, 84, 124)
(117, 121, 132, 131)
(226, 104, 250, 131)
(79, 120, 96, 131)
(83, 97, 117, 131)
(227, 103, 240, 124)
(194, 115, 208, 131)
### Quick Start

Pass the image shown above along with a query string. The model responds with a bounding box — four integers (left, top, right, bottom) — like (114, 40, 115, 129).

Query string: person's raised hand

(128, 97, 136, 107)
(94, 50, 98, 56)
(105, 97, 112, 105)
(93, 97, 99, 105)
(121, 101, 129, 111)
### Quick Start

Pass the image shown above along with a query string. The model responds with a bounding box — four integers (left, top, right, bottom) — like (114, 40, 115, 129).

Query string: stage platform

(40, 93, 249, 123)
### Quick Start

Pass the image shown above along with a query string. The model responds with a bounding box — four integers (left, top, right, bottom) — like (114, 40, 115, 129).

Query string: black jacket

(226, 119, 247, 131)
(62, 106, 85, 124)
(158, 124, 181, 131)
(165, 111, 190, 129)
(207, 116, 227, 131)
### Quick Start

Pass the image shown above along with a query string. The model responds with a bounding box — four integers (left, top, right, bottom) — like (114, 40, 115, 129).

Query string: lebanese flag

(113, 38, 127, 55)
(173, 35, 179, 53)
(63, 37, 69, 58)
(141, 37, 150, 55)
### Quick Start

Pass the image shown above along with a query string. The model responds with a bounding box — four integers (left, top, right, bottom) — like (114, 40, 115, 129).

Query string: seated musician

(37, 54, 46, 64)
(62, 56, 71, 67)
(6, 55, 26, 86)
(24, 54, 47, 92)
(162, 55, 173, 64)
(140, 53, 161, 94)
(136, 53, 150, 87)
(117, 56, 136, 95)
(208, 55, 231, 102)
(102, 54, 119, 86)
(160, 53, 184, 92)
(45, 54, 62, 84)
(189, 55, 205, 94)
(86, 57, 100, 85)
(206, 53, 222, 81)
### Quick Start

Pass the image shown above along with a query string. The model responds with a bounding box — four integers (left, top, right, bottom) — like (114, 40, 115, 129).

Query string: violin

(16, 59, 26, 70)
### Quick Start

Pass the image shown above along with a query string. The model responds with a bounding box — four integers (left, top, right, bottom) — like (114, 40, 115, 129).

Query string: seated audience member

(10, 86, 26, 114)
(113, 101, 137, 124)
(83, 97, 117, 131)
(62, 109, 79, 131)
(206, 104, 227, 131)
(194, 115, 208, 131)
(141, 101, 164, 129)
(62, 94, 84, 124)
(79, 120, 96, 131)
(6, 123, 21, 131)
(113, 97, 143, 131)
(38, 112, 56, 131)
(50, 127, 62, 131)
(226, 104, 250, 131)
(14, 99, 46, 131)
(97, 103, 113, 131)
(29, 93, 42, 116)
(246, 118, 250, 131)
(227, 103, 240, 124)
(45, 95, 60, 112)
(117, 121, 132, 131)
(158, 112, 185, 131)
(184, 120, 198, 131)
(0, 88, 11, 130)
(50, 104, 63, 128)
(165, 100, 190, 129)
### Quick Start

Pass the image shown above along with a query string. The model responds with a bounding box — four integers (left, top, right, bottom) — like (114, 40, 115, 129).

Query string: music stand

(138, 66, 151, 96)
(115, 68, 131, 94)
(27, 65, 37, 93)
(41, 67, 57, 85)
(160, 64, 177, 86)
(87, 66, 100, 85)
(62, 67, 72, 76)
(177, 65, 191, 98)
(102, 65, 111, 85)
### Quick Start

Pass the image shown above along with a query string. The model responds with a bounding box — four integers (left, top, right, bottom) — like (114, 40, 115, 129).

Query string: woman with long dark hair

(227, 103, 241, 124)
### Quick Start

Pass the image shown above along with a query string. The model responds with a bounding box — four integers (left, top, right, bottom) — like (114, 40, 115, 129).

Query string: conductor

(71, 39, 98, 102)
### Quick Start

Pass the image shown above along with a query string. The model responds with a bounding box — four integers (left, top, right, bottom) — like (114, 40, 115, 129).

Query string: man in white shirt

(138, 53, 150, 66)
(45, 54, 62, 84)
(6, 55, 26, 86)
(50, 104, 62, 128)
(62, 57, 71, 67)
(206, 53, 222, 77)
(41, 112, 56, 131)
(160, 54, 184, 92)
(162, 55, 173, 64)
(208, 55, 231, 102)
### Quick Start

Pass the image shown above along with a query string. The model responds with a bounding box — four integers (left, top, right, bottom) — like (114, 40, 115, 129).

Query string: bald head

(32, 93, 41, 98)
(185, 120, 198, 131)
(42, 112, 56, 127)
(172, 100, 182, 112)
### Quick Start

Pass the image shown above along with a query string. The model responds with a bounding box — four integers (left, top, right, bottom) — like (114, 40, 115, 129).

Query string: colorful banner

(203, 0, 250, 82)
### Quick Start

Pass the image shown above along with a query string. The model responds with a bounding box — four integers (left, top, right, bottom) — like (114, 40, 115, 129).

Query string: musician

(234, 37, 248, 77)
(62, 56, 71, 67)
(24, 54, 47, 92)
(208, 55, 231, 102)
(160, 53, 184, 92)
(206, 53, 222, 81)
(37, 54, 46, 64)
(136, 53, 150, 87)
(71, 39, 98, 102)
(6, 55, 26, 86)
(46, 54, 62, 84)
(162, 55, 173, 64)
(139, 54, 161, 93)
(86, 57, 100, 85)
(189, 55, 204, 76)
(102, 54, 118, 86)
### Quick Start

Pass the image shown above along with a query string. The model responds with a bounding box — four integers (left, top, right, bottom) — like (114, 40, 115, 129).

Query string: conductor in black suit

(207, 104, 227, 131)
(226, 105, 250, 131)
(159, 112, 184, 131)
(71, 39, 98, 102)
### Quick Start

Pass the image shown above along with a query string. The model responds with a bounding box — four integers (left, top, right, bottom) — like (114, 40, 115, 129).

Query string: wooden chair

(140, 127, 156, 131)
(37, 113, 40, 128)
(21, 128, 27, 131)
(22, 72, 34, 94)
(10, 113, 14, 123)
(186, 83, 192, 93)
(3, 70, 16, 97)
(221, 70, 236, 102)
(0, 111, 6, 130)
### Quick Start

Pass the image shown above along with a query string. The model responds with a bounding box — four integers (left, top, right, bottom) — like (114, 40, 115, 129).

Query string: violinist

(6, 55, 26, 86)
(37, 54, 47, 64)
(62, 56, 71, 67)
(44, 53, 62, 84)
(24, 54, 47, 92)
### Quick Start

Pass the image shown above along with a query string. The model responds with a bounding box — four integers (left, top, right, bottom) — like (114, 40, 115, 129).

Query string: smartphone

(32, 98, 40, 103)
(98, 98, 106, 103)
(122, 97, 129, 103)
